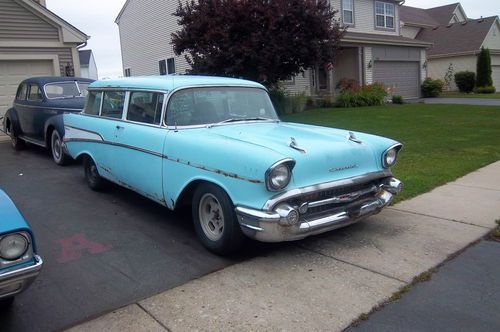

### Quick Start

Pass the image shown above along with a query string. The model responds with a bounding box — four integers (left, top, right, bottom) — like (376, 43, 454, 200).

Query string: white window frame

(375, 1, 395, 30)
(167, 57, 176, 74)
(342, 0, 354, 25)
(124, 68, 131, 77)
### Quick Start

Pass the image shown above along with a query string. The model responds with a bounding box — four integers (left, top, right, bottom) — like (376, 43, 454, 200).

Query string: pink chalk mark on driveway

(56, 233, 112, 263)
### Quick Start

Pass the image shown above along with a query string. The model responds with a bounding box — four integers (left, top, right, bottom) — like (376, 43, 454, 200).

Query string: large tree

(172, 0, 344, 87)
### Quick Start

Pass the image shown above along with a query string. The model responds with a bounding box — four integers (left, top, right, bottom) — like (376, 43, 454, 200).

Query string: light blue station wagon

(62, 75, 403, 254)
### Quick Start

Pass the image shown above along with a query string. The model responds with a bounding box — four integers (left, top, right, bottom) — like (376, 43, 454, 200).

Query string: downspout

(77, 41, 87, 50)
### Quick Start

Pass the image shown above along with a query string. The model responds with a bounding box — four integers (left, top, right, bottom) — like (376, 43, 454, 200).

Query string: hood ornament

(289, 137, 306, 154)
(348, 131, 362, 144)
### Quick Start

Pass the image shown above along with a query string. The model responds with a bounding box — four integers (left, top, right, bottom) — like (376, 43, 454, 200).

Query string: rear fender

(3, 108, 21, 136)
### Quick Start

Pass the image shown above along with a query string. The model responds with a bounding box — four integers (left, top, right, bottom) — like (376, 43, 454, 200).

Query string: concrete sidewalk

(424, 98, 500, 106)
(67, 162, 500, 332)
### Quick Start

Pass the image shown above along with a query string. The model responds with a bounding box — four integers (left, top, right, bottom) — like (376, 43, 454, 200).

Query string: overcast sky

(46, 0, 499, 79)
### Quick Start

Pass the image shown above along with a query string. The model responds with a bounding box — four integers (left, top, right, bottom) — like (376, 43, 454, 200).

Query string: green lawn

(441, 91, 500, 99)
(282, 104, 500, 203)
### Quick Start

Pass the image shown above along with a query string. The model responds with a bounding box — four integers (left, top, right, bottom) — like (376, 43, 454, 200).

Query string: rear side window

(16, 84, 28, 100)
(28, 84, 43, 101)
(127, 91, 164, 125)
(84, 91, 102, 115)
(101, 91, 125, 119)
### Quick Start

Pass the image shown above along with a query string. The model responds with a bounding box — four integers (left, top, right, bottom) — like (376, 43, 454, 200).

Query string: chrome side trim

(263, 170, 392, 210)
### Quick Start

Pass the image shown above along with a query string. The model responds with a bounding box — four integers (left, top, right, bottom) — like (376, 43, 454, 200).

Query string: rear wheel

(51, 130, 69, 165)
(84, 156, 105, 191)
(5, 120, 24, 151)
(192, 183, 244, 255)
(0, 296, 14, 308)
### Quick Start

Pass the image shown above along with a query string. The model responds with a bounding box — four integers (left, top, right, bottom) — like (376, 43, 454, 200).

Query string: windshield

(166, 87, 278, 126)
(44, 81, 90, 99)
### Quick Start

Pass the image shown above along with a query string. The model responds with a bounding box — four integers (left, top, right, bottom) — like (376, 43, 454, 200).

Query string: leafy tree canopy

(172, 0, 344, 87)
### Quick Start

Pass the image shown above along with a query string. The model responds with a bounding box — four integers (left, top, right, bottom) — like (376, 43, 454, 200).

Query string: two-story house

(400, 3, 500, 91)
(116, 0, 431, 99)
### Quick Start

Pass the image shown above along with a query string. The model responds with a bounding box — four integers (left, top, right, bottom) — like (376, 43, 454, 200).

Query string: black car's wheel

(192, 183, 244, 255)
(84, 156, 106, 191)
(5, 120, 25, 151)
(0, 296, 14, 308)
(51, 130, 69, 166)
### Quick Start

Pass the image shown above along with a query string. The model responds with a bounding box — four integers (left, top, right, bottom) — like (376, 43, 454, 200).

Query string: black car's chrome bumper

(236, 177, 402, 242)
(0, 255, 43, 299)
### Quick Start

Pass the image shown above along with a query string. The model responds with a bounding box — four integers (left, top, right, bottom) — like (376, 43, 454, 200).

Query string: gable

(0, 0, 59, 40)
(482, 18, 500, 50)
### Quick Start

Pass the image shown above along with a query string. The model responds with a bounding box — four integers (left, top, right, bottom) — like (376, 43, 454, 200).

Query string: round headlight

(269, 164, 291, 190)
(384, 148, 398, 168)
(0, 234, 28, 261)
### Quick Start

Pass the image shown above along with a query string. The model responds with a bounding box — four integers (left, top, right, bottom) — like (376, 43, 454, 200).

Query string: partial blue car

(62, 75, 403, 254)
(0, 189, 43, 306)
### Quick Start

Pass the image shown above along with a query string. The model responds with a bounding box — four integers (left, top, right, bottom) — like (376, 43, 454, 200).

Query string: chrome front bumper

(236, 177, 402, 242)
(0, 255, 43, 299)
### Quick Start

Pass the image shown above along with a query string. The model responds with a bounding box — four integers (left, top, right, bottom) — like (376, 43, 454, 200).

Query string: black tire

(0, 296, 14, 308)
(192, 183, 244, 255)
(83, 156, 106, 191)
(5, 120, 25, 151)
(51, 130, 69, 166)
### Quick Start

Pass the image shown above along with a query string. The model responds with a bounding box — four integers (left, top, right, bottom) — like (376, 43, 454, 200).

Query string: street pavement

(67, 162, 500, 331)
(424, 98, 500, 106)
(350, 239, 500, 332)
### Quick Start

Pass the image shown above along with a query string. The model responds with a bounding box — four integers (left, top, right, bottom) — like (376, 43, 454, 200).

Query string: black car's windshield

(44, 82, 90, 99)
(166, 87, 279, 126)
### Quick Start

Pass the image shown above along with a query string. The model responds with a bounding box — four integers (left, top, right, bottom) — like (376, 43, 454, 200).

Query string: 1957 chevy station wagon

(62, 76, 403, 254)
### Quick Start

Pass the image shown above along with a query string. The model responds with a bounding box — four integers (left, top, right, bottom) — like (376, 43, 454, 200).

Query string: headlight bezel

(265, 158, 296, 191)
(382, 143, 403, 168)
(0, 232, 30, 262)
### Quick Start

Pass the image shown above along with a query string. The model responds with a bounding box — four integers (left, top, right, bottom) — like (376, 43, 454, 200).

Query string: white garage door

(492, 66, 500, 92)
(0, 60, 54, 117)
(373, 61, 420, 99)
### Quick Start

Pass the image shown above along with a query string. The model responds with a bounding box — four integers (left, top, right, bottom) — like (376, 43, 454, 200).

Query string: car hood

(0, 189, 31, 235)
(207, 122, 399, 187)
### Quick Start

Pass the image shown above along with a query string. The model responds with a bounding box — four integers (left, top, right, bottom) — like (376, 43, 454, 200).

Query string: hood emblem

(329, 164, 358, 172)
(349, 131, 362, 144)
(289, 137, 306, 154)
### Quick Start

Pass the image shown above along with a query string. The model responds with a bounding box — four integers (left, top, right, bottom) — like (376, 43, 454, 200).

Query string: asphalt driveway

(0, 141, 260, 331)
(424, 98, 500, 106)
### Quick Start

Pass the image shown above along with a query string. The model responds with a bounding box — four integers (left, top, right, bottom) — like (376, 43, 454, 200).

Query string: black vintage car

(2, 77, 94, 165)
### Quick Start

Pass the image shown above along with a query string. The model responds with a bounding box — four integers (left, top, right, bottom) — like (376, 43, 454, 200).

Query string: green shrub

(454, 71, 476, 93)
(335, 83, 387, 108)
(421, 78, 444, 97)
(474, 86, 496, 94)
(336, 78, 360, 92)
(476, 47, 493, 88)
(392, 95, 404, 104)
(269, 86, 308, 114)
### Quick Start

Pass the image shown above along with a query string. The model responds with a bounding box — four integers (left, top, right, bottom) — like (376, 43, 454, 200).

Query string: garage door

(0, 60, 54, 117)
(373, 61, 420, 99)
(492, 66, 500, 92)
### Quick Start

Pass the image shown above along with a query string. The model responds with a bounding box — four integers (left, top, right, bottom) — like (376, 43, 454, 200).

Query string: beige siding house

(400, 3, 500, 91)
(116, 0, 430, 99)
(0, 0, 89, 117)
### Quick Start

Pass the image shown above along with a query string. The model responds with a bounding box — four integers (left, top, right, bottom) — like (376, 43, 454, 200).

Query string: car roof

(21, 77, 95, 85)
(88, 75, 266, 92)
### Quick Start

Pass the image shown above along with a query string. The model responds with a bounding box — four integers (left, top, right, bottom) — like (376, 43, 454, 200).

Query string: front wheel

(84, 156, 106, 191)
(51, 130, 69, 165)
(192, 183, 245, 255)
(0, 296, 14, 308)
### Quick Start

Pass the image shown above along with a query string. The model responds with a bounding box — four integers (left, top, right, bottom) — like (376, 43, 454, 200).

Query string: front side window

(101, 91, 125, 119)
(166, 87, 278, 126)
(45, 82, 85, 99)
(28, 84, 43, 101)
(127, 91, 164, 125)
(16, 84, 28, 100)
(84, 91, 102, 115)
(342, 0, 354, 25)
(375, 1, 395, 29)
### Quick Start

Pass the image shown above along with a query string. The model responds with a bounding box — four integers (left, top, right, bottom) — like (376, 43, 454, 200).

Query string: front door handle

(116, 125, 124, 129)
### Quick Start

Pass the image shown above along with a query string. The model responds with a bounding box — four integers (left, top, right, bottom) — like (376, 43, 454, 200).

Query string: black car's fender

(3, 108, 21, 137)
(44, 114, 66, 147)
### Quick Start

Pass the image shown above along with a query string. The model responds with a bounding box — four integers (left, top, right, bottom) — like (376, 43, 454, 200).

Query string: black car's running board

(19, 136, 46, 148)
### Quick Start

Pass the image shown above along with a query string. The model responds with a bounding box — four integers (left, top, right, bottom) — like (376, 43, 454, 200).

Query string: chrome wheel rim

(52, 133, 62, 160)
(198, 193, 224, 241)
(87, 160, 99, 183)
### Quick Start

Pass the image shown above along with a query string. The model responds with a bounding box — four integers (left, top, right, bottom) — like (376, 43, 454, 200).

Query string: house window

(375, 1, 395, 29)
(167, 58, 176, 74)
(159, 60, 167, 75)
(124, 68, 131, 77)
(342, 0, 354, 25)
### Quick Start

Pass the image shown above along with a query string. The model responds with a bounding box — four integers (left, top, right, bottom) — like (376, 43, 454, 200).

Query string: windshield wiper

(207, 117, 277, 128)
